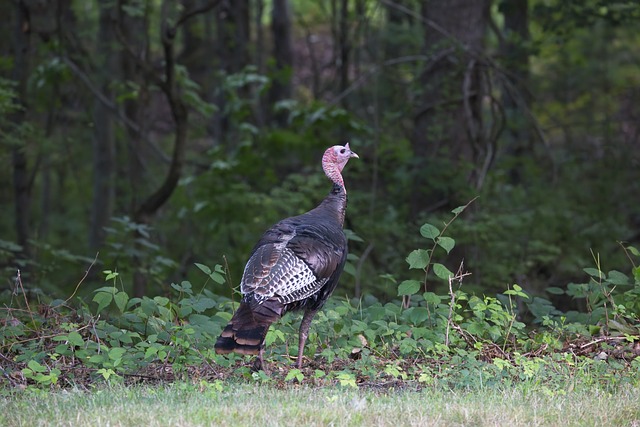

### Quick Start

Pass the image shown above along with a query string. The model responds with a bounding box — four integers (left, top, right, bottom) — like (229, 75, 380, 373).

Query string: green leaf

(108, 347, 126, 361)
(608, 319, 636, 335)
(154, 296, 170, 307)
(114, 291, 129, 313)
(379, 273, 397, 284)
(88, 354, 105, 364)
(406, 249, 430, 269)
(546, 287, 565, 295)
(606, 270, 629, 286)
(583, 268, 605, 280)
(27, 360, 47, 373)
(423, 292, 441, 305)
(566, 282, 589, 298)
(265, 329, 285, 347)
(451, 204, 469, 215)
(436, 236, 455, 254)
(208, 271, 225, 284)
(433, 263, 453, 280)
(408, 307, 430, 324)
(420, 223, 440, 240)
(504, 285, 530, 299)
(284, 368, 304, 382)
(344, 229, 364, 242)
(103, 270, 119, 281)
(398, 280, 421, 296)
(145, 347, 158, 359)
(335, 372, 357, 388)
(195, 263, 212, 275)
(66, 331, 84, 347)
(93, 291, 113, 313)
(627, 246, 640, 257)
(195, 263, 225, 284)
(343, 262, 356, 277)
(189, 297, 217, 313)
(94, 286, 117, 294)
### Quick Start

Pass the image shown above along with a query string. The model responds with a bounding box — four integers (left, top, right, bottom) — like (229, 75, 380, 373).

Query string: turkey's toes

(251, 355, 269, 374)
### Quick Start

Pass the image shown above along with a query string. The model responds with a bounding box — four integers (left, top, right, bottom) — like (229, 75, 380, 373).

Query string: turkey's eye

(340, 148, 346, 154)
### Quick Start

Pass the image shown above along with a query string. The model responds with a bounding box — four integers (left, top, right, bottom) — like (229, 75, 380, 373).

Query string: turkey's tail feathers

(214, 300, 283, 356)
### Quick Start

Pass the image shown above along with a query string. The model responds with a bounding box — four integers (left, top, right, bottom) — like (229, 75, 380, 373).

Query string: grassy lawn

(2, 381, 639, 427)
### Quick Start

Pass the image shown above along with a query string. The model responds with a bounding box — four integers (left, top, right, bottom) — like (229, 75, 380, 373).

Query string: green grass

(2, 382, 639, 427)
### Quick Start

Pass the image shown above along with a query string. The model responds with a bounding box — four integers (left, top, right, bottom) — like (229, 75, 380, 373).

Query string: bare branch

(64, 252, 100, 304)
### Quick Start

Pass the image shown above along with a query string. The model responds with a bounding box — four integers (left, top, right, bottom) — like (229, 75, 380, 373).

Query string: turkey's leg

(296, 309, 318, 368)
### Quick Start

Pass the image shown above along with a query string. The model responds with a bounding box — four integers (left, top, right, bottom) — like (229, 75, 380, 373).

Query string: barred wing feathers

(241, 218, 347, 307)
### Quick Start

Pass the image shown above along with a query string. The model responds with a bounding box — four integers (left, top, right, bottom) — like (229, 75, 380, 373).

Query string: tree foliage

(0, 0, 638, 319)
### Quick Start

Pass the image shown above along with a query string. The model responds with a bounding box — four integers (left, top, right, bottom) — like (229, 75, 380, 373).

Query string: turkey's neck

(323, 162, 345, 188)
(316, 182, 348, 226)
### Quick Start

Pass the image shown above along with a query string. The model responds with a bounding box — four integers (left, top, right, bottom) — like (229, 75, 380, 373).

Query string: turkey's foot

(251, 349, 269, 374)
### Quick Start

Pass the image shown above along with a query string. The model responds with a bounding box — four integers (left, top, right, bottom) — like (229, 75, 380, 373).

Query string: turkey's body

(214, 144, 357, 369)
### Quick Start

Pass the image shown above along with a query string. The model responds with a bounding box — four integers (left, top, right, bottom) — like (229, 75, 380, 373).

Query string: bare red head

(322, 143, 359, 188)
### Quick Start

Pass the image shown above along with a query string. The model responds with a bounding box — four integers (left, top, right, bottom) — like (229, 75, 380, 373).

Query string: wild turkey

(214, 143, 359, 369)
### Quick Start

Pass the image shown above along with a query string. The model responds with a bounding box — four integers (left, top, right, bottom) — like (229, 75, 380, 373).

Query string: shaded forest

(2, 0, 640, 312)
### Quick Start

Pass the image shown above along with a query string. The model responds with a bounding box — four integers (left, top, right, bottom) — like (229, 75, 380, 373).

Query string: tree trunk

(268, 0, 293, 126)
(118, 0, 150, 213)
(179, 0, 212, 86)
(499, 0, 531, 184)
(214, 0, 250, 73)
(9, 1, 32, 261)
(337, 0, 350, 100)
(411, 0, 490, 213)
(211, 0, 251, 145)
(89, 1, 117, 251)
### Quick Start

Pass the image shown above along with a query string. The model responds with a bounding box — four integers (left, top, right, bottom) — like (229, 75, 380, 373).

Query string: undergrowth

(1, 203, 639, 393)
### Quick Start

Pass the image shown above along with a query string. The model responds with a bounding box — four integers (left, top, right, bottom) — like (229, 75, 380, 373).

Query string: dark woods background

(1, 0, 639, 310)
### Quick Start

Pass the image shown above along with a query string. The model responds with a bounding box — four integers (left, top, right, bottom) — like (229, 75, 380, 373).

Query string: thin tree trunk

(212, 0, 251, 146)
(353, 0, 364, 79)
(337, 0, 350, 101)
(10, 1, 32, 260)
(117, 0, 152, 297)
(499, 0, 531, 184)
(119, 0, 149, 213)
(254, 0, 266, 127)
(89, 1, 117, 251)
(255, 0, 265, 75)
(268, 0, 293, 126)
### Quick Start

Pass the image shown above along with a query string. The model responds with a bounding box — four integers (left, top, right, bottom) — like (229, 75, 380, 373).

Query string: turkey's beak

(344, 142, 359, 159)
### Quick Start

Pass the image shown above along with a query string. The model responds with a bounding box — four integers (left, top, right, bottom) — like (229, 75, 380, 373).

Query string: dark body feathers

(214, 184, 348, 367)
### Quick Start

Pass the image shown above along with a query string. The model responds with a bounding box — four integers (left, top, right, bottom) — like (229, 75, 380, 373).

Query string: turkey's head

(322, 143, 359, 188)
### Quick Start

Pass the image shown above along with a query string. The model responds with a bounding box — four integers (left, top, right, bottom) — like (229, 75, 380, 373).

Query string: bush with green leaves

(2, 216, 639, 392)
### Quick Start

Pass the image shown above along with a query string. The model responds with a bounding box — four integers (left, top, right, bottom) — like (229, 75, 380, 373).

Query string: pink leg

(296, 309, 318, 369)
